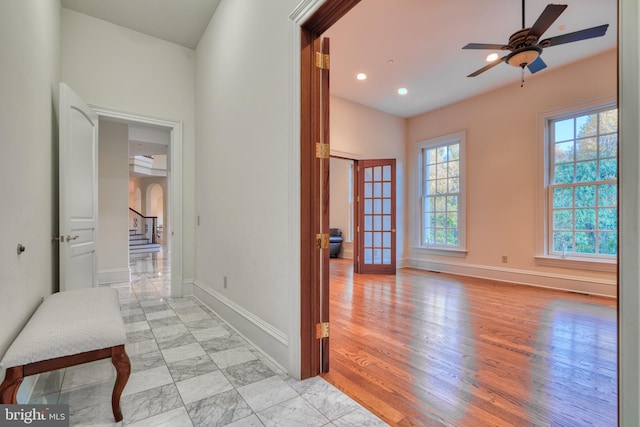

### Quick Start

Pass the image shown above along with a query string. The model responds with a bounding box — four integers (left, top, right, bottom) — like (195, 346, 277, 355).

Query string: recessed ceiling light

(387, 59, 394, 64)
(356, 73, 367, 80)
(398, 88, 408, 95)
(486, 53, 499, 62)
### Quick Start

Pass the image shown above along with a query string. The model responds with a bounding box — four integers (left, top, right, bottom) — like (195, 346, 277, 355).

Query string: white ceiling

(62, 0, 617, 118)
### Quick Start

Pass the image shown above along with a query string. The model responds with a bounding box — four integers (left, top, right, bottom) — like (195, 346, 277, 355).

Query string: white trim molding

(98, 268, 130, 284)
(193, 280, 289, 373)
(407, 258, 617, 298)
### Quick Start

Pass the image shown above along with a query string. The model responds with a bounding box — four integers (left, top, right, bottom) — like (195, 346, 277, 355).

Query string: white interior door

(59, 83, 99, 291)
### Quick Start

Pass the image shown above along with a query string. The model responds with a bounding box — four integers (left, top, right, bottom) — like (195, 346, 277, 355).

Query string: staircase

(129, 229, 161, 255)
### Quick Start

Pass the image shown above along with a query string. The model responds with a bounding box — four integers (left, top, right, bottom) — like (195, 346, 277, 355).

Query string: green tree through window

(549, 107, 618, 257)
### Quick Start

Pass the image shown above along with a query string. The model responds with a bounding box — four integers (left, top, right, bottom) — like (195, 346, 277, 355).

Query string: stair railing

(129, 208, 158, 244)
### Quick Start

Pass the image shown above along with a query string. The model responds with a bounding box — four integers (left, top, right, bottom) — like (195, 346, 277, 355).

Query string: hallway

(26, 252, 385, 426)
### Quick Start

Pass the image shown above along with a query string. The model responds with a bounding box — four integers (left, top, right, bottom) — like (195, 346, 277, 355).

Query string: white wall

(407, 50, 617, 296)
(0, 0, 60, 365)
(331, 96, 407, 262)
(98, 120, 130, 283)
(194, 0, 301, 372)
(61, 8, 196, 284)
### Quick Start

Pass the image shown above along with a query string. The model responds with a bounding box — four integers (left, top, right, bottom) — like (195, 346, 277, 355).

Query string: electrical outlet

(223, 276, 228, 289)
(501, 256, 508, 263)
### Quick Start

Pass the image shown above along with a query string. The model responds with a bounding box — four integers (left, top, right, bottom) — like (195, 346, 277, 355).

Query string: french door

(354, 159, 396, 274)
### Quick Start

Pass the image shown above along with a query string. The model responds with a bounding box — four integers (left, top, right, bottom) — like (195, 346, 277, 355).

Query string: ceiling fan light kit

(462, 1, 609, 80)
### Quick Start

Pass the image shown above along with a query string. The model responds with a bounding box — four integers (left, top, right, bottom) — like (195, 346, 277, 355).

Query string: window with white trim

(547, 106, 618, 258)
(418, 132, 466, 251)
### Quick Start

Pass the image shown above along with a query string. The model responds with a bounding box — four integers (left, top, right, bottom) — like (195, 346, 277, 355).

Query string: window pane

(435, 196, 446, 212)
(554, 119, 574, 142)
(383, 216, 391, 231)
(437, 146, 448, 162)
(374, 215, 382, 231)
(435, 229, 446, 244)
(383, 165, 391, 181)
(599, 109, 618, 134)
(554, 141, 574, 164)
(424, 213, 434, 227)
(424, 228, 434, 244)
(373, 249, 382, 264)
(437, 163, 447, 179)
(598, 184, 617, 207)
(576, 137, 597, 161)
(384, 199, 392, 214)
(364, 167, 373, 182)
(598, 232, 617, 255)
(553, 187, 573, 208)
(373, 166, 381, 181)
(575, 208, 596, 230)
(554, 164, 574, 184)
(599, 158, 617, 180)
(373, 183, 382, 197)
(575, 231, 596, 253)
(364, 199, 372, 214)
(553, 232, 573, 252)
(373, 199, 382, 215)
(447, 229, 458, 245)
(448, 160, 459, 178)
(373, 232, 382, 247)
(447, 212, 458, 228)
(364, 215, 372, 231)
(383, 232, 391, 247)
(576, 114, 597, 137)
(576, 161, 597, 182)
(383, 182, 391, 197)
(436, 213, 447, 227)
(383, 249, 391, 264)
(447, 196, 458, 211)
(436, 180, 447, 194)
(364, 232, 372, 246)
(553, 209, 573, 230)
(364, 183, 372, 197)
(599, 134, 617, 158)
(448, 178, 460, 193)
(364, 248, 372, 263)
(449, 143, 460, 160)
(575, 185, 596, 207)
(598, 208, 617, 230)
(426, 149, 437, 165)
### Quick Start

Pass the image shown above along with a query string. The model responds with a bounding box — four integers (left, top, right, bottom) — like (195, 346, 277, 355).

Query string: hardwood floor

(322, 258, 617, 427)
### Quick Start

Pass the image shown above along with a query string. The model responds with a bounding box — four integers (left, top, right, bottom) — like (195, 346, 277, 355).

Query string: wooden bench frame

(0, 344, 130, 422)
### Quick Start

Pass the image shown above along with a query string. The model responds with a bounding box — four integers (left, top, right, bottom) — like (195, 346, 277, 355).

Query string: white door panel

(59, 83, 99, 291)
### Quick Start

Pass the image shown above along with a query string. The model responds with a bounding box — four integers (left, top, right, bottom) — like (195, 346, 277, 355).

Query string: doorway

(93, 106, 184, 298)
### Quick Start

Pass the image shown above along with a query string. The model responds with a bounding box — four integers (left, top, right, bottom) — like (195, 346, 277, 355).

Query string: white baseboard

(98, 268, 130, 284)
(182, 280, 194, 296)
(193, 281, 289, 373)
(406, 258, 617, 297)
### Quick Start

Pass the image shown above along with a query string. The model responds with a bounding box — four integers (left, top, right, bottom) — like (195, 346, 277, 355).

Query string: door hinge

(316, 233, 329, 249)
(315, 52, 330, 69)
(315, 143, 330, 159)
(316, 322, 330, 339)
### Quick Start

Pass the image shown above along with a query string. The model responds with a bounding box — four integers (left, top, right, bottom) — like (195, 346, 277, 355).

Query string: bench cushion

(0, 288, 125, 369)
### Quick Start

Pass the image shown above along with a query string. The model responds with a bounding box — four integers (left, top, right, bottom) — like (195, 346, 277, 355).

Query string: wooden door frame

(299, 0, 361, 379)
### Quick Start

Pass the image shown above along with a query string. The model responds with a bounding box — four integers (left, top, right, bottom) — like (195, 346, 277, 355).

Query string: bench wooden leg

(0, 366, 24, 404)
(111, 345, 130, 422)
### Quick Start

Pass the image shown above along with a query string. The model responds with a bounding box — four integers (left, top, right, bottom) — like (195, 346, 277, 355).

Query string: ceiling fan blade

(467, 56, 507, 77)
(528, 4, 568, 39)
(462, 43, 509, 50)
(527, 56, 547, 74)
(539, 24, 609, 47)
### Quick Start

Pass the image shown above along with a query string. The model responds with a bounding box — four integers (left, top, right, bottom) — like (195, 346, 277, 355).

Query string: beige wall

(98, 120, 130, 283)
(330, 157, 352, 258)
(330, 96, 407, 261)
(407, 49, 617, 296)
(61, 8, 196, 284)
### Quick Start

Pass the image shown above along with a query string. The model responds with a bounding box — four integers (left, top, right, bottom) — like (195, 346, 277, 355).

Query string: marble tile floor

(26, 253, 387, 427)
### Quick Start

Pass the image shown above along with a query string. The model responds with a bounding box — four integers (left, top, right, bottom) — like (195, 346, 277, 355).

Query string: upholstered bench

(0, 287, 130, 422)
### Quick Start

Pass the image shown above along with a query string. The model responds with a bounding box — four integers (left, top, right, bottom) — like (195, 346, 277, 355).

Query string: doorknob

(66, 235, 80, 241)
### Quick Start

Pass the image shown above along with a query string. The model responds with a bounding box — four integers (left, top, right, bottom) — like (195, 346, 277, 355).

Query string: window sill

(534, 255, 617, 272)
(414, 247, 468, 258)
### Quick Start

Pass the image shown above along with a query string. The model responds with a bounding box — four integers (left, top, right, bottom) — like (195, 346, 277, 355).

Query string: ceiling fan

(462, 1, 609, 78)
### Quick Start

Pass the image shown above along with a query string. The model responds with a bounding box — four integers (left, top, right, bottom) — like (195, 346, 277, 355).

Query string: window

(547, 106, 618, 259)
(418, 132, 466, 252)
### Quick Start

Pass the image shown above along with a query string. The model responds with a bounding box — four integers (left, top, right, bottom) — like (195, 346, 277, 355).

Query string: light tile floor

(26, 252, 387, 426)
